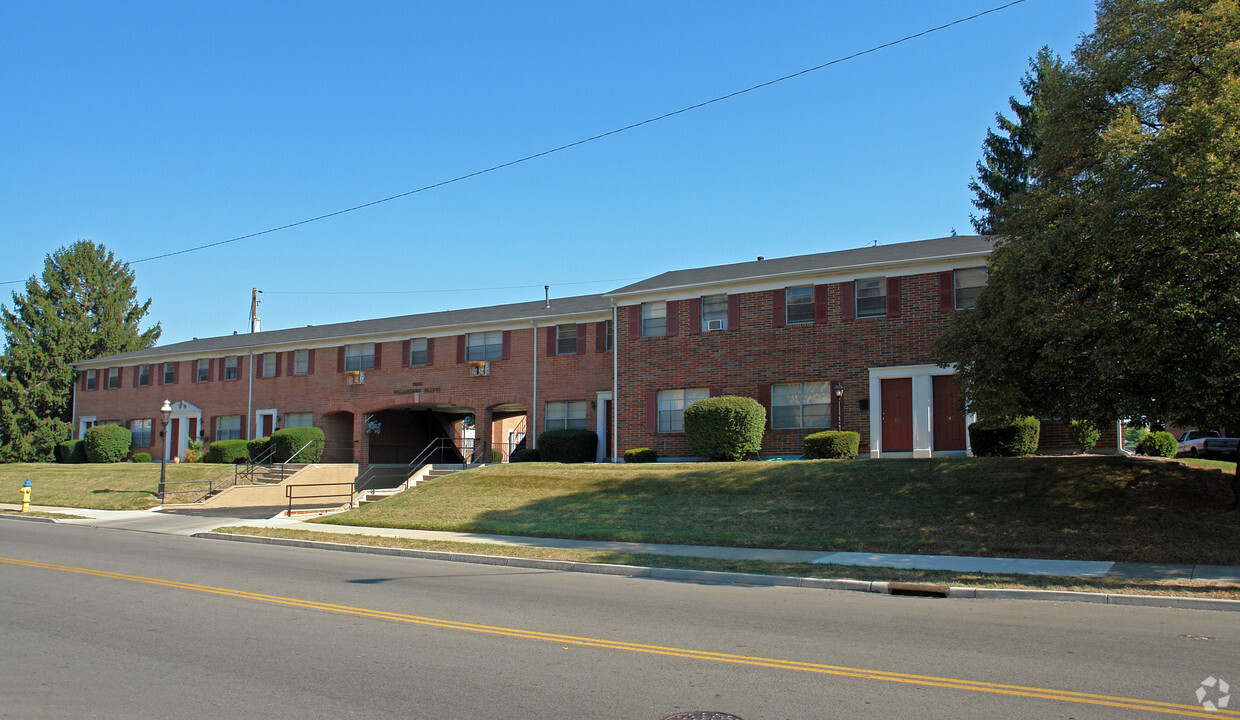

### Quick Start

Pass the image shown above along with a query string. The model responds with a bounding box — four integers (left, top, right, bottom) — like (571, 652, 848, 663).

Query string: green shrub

(968, 416, 1041, 456)
(683, 396, 766, 461)
(269, 426, 325, 463)
(57, 439, 86, 464)
(130, 452, 153, 463)
(803, 431, 860, 459)
(624, 447, 659, 463)
(1136, 430, 1177, 458)
(536, 429, 598, 463)
(1068, 419, 1102, 453)
(247, 436, 273, 463)
(83, 424, 132, 463)
(489, 449, 505, 463)
(511, 447, 541, 462)
(206, 439, 250, 464)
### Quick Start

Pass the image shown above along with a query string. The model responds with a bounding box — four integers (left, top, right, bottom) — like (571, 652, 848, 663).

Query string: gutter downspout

(246, 350, 254, 441)
(71, 371, 78, 439)
(612, 301, 618, 462)
(531, 320, 538, 449)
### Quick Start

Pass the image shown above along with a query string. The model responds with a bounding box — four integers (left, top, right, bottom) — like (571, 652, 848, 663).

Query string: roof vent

(757, 256, 764, 261)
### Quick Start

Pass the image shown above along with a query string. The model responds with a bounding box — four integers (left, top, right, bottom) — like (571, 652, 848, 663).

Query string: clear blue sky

(1, 0, 1098, 347)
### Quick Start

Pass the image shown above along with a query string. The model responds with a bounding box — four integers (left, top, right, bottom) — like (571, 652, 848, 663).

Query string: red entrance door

(168, 418, 180, 460)
(605, 400, 613, 460)
(262, 414, 274, 437)
(881, 378, 913, 452)
(932, 375, 966, 451)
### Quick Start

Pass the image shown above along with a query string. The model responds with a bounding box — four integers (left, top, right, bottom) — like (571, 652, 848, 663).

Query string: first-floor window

(262, 352, 277, 377)
(657, 388, 709, 433)
(345, 343, 375, 371)
(284, 412, 314, 428)
(216, 415, 241, 441)
(772, 381, 833, 429)
(294, 349, 309, 375)
(545, 401, 587, 430)
(954, 267, 988, 310)
(466, 331, 503, 361)
(130, 419, 153, 447)
(137, 364, 151, 386)
(855, 278, 887, 317)
(409, 338, 428, 366)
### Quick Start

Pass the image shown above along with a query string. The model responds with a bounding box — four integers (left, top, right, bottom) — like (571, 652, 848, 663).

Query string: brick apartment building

(71, 235, 1118, 465)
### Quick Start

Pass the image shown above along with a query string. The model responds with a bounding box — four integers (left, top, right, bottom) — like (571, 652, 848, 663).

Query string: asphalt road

(1, 519, 1236, 719)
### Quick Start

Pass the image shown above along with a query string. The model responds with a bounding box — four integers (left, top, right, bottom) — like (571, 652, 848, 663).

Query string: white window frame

(224, 356, 239, 380)
(409, 338, 428, 366)
(197, 359, 210, 382)
(855, 278, 887, 318)
(107, 367, 120, 389)
(556, 324, 578, 355)
(954, 267, 988, 310)
(771, 381, 834, 430)
(85, 370, 98, 391)
(294, 349, 309, 375)
(785, 286, 814, 324)
(642, 302, 666, 337)
(466, 331, 503, 361)
(216, 415, 242, 442)
(284, 412, 314, 429)
(345, 343, 375, 371)
(137, 364, 150, 387)
(701, 294, 728, 331)
(130, 418, 153, 447)
(657, 388, 709, 434)
(603, 319, 614, 351)
(545, 400, 588, 430)
(262, 352, 277, 377)
(163, 363, 175, 385)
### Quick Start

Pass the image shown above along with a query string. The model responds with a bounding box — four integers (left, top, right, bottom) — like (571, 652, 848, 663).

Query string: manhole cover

(661, 713, 744, 720)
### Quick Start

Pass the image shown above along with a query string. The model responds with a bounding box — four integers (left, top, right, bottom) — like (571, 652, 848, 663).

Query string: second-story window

(785, 286, 814, 324)
(224, 356, 239, 380)
(107, 367, 120, 389)
(197, 359, 210, 382)
(294, 350, 310, 375)
(409, 338, 428, 366)
(556, 324, 578, 354)
(345, 343, 375, 371)
(466, 332, 503, 361)
(954, 268, 988, 310)
(701, 295, 728, 331)
(137, 364, 150, 387)
(855, 278, 887, 318)
(642, 302, 666, 337)
(263, 352, 277, 377)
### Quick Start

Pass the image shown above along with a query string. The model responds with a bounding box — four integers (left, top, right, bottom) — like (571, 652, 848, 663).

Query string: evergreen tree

(0, 241, 161, 461)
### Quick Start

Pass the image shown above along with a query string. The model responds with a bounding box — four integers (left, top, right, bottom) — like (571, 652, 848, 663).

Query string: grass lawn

(314, 456, 1240, 565)
(0, 463, 237, 510)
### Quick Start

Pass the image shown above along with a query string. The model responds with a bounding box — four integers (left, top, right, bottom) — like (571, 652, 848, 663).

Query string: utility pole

(247, 288, 262, 441)
(250, 288, 262, 333)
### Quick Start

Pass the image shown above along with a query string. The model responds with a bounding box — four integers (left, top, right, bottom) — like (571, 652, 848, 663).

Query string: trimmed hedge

(624, 447, 659, 463)
(803, 431, 860, 459)
(206, 439, 250, 464)
(1068, 419, 1102, 453)
(270, 426, 325, 463)
(130, 452, 153, 463)
(536, 429, 598, 464)
(968, 416, 1041, 456)
(511, 447, 541, 462)
(1136, 430, 1177, 458)
(683, 396, 766, 461)
(84, 424, 132, 463)
(57, 439, 86, 464)
(247, 436, 273, 463)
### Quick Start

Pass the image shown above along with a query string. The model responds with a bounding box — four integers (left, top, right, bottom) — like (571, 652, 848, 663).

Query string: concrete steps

(353, 464, 469, 507)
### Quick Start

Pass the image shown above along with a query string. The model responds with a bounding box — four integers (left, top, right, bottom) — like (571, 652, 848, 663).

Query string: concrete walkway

(6, 502, 1238, 582)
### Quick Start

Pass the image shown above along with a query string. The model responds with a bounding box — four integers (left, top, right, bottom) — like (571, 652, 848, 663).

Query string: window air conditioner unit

(468, 360, 491, 377)
(706, 319, 725, 331)
(345, 370, 364, 385)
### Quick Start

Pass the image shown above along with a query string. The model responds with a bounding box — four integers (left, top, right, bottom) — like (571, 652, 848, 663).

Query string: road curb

(194, 531, 1240, 612)
(0, 513, 57, 524)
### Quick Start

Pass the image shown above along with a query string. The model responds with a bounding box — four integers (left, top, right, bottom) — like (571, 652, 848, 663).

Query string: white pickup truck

(1177, 430, 1240, 458)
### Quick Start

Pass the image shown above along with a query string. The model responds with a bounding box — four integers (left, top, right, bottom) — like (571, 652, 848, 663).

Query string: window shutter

(426, 338, 435, 366)
(687, 298, 701, 335)
(939, 271, 954, 312)
(172, 362, 179, 384)
(307, 349, 316, 374)
(116, 369, 123, 388)
(594, 321, 607, 353)
(401, 340, 410, 368)
(191, 363, 197, 384)
(150, 417, 158, 445)
(286, 351, 296, 374)
(337, 346, 346, 373)
(133, 366, 140, 386)
(209, 416, 218, 442)
(457, 335, 466, 363)
(239, 416, 247, 441)
(772, 289, 786, 328)
(501, 330, 512, 360)
(79, 370, 87, 391)
(665, 300, 679, 337)
(217, 358, 224, 381)
(757, 384, 772, 430)
(157, 364, 163, 385)
(727, 294, 740, 330)
(887, 276, 902, 317)
(546, 326, 557, 357)
(255, 356, 263, 379)
(645, 391, 658, 434)
(628, 305, 642, 340)
(840, 282, 855, 321)
(275, 352, 283, 377)
(576, 323, 586, 355)
(814, 284, 829, 324)
(373, 343, 382, 371)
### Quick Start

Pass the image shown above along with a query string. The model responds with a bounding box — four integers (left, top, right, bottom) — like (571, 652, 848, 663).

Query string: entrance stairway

(353, 465, 468, 507)
(246, 463, 309, 485)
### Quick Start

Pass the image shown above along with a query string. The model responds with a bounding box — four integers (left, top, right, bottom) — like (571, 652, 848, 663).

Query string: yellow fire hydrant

(21, 479, 32, 513)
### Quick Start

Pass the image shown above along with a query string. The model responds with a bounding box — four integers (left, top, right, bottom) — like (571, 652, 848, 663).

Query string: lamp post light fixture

(158, 399, 172, 502)
(834, 383, 845, 432)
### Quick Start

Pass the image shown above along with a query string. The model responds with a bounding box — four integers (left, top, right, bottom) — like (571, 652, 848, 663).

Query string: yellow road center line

(3, 555, 1233, 718)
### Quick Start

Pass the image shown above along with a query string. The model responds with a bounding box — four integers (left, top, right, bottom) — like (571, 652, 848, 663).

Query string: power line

(2, 0, 1029, 286)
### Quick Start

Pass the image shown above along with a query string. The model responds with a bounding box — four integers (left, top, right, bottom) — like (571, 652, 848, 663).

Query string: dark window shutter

(255, 356, 263, 379)
(645, 391, 658, 434)
(840, 282, 855, 321)
(275, 352, 283, 377)
(239, 416, 247, 441)
(457, 335, 466, 363)
(887, 276, 902, 317)
(426, 338, 435, 366)
(150, 417, 158, 445)
(157, 364, 163, 386)
(307, 349, 316, 374)
(286, 351, 295, 374)
(116, 369, 123, 388)
(209, 416, 218, 442)
(172, 362, 179, 384)
(337, 346, 346, 373)
(665, 300, 679, 337)
(814, 284, 829, 323)
(687, 298, 701, 334)
(191, 363, 197, 384)
(546, 326, 557, 357)
(501, 330, 512, 360)
(217, 358, 224, 381)
(772, 289, 786, 328)
(727, 295, 740, 330)
(576, 324, 586, 354)
(939, 271, 954, 312)
(401, 340, 411, 368)
(595, 321, 607, 353)
(628, 305, 642, 339)
(757, 384, 772, 430)
(373, 343, 382, 371)
(79, 370, 87, 390)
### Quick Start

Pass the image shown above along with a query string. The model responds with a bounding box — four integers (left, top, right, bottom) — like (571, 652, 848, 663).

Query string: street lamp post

(834, 383, 845, 432)
(158, 399, 172, 502)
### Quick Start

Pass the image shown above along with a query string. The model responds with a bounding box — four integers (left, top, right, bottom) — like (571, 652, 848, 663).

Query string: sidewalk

(6, 502, 1238, 582)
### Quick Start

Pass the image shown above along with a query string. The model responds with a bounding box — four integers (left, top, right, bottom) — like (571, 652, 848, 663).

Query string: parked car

(1177, 429, 1220, 457)
(1204, 436, 1240, 458)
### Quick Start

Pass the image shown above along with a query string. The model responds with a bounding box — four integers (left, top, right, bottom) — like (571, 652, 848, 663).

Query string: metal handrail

(285, 482, 353, 517)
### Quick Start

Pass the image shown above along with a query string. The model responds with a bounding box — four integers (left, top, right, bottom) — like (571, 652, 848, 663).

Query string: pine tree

(0, 241, 161, 461)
